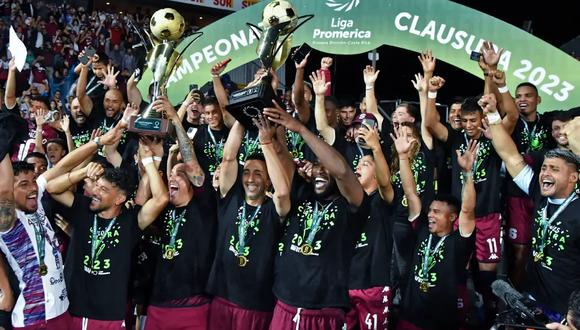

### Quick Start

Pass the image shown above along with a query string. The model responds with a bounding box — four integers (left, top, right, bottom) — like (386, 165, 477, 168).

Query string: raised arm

(41, 121, 124, 182)
(76, 57, 94, 117)
(152, 96, 204, 187)
(358, 125, 394, 203)
(0, 155, 16, 232)
(126, 72, 143, 109)
(310, 70, 335, 144)
(489, 69, 518, 134)
(219, 121, 245, 198)
(46, 162, 103, 207)
(0, 254, 15, 312)
(423, 78, 449, 143)
(136, 140, 169, 230)
(4, 59, 17, 109)
(210, 59, 236, 128)
(33, 108, 47, 154)
(292, 53, 311, 123)
(60, 115, 75, 152)
(264, 104, 364, 208)
(456, 140, 477, 237)
(392, 126, 422, 219)
(362, 65, 383, 127)
(480, 93, 526, 178)
(255, 115, 291, 217)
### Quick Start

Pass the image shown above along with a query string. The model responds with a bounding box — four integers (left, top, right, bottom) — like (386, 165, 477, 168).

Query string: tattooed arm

(151, 96, 204, 187)
(0, 155, 17, 232)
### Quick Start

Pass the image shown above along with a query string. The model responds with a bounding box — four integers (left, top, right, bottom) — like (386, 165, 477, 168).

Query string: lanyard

(91, 215, 117, 267)
(305, 199, 337, 245)
(538, 193, 577, 252)
(168, 209, 187, 249)
(421, 233, 449, 281)
(243, 132, 260, 161)
(207, 126, 224, 163)
(86, 75, 100, 95)
(519, 114, 540, 150)
(29, 213, 46, 268)
(237, 203, 261, 255)
(463, 133, 480, 174)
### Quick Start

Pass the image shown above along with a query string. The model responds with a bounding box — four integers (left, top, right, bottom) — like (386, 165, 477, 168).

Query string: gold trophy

(226, 0, 313, 129)
(128, 8, 202, 136)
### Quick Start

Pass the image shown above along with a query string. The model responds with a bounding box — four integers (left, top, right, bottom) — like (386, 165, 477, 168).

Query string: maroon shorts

(70, 316, 124, 330)
(269, 300, 345, 330)
(208, 297, 272, 330)
(505, 196, 534, 244)
(346, 286, 392, 330)
(14, 311, 72, 330)
(145, 296, 210, 330)
(456, 212, 502, 263)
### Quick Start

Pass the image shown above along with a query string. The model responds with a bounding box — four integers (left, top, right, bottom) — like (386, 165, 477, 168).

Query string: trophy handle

(246, 23, 263, 40)
(272, 14, 314, 59)
(168, 31, 204, 75)
(127, 19, 151, 52)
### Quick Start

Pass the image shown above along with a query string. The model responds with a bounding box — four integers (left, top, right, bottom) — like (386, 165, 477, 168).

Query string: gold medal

(39, 264, 48, 276)
(300, 244, 313, 255)
(164, 247, 176, 260)
(238, 255, 248, 267)
(534, 252, 543, 262)
(402, 196, 408, 207)
(419, 281, 429, 293)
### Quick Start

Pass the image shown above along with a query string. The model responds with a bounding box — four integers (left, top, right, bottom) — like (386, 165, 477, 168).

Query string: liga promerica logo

(325, 0, 360, 12)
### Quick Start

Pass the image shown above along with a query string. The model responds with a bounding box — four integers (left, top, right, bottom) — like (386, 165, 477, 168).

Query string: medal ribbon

(167, 209, 187, 250)
(91, 215, 117, 268)
(305, 199, 337, 246)
(520, 114, 540, 151)
(537, 193, 577, 255)
(237, 203, 261, 255)
(421, 233, 449, 283)
(207, 126, 224, 164)
(29, 213, 46, 269)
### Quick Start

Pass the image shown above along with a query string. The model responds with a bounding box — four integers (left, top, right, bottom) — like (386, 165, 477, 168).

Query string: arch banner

(138, 0, 579, 112)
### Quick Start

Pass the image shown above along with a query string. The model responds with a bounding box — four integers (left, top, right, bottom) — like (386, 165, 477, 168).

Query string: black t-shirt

(333, 126, 364, 172)
(91, 103, 129, 154)
(85, 71, 107, 103)
(207, 182, 282, 311)
(66, 194, 141, 320)
(193, 124, 228, 180)
(285, 114, 317, 162)
(150, 188, 217, 305)
(523, 173, 580, 314)
(273, 176, 368, 309)
(182, 117, 200, 136)
(69, 106, 103, 149)
(448, 129, 503, 217)
(401, 214, 475, 329)
(349, 191, 393, 289)
(238, 130, 262, 165)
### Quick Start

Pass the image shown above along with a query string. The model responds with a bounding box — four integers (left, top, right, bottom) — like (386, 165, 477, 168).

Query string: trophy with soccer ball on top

(226, 0, 313, 129)
(127, 8, 202, 136)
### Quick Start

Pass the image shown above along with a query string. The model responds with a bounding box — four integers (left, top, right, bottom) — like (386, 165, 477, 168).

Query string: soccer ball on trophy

(150, 8, 185, 41)
(261, 0, 298, 34)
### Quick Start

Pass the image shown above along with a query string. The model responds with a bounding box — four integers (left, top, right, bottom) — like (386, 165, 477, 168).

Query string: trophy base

(226, 82, 280, 130)
(127, 115, 171, 136)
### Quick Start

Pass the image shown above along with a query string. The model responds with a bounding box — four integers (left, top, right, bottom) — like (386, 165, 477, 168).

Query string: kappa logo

(325, 0, 360, 12)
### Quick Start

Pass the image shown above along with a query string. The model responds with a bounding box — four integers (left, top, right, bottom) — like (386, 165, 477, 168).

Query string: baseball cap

(352, 112, 377, 127)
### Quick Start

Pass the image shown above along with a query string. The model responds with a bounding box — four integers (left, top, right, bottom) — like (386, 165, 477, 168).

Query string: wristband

(497, 85, 509, 94)
(141, 157, 154, 165)
(365, 85, 374, 90)
(486, 111, 502, 125)
(92, 137, 101, 148)
(153, 156, 162, 162)
(463, 171, 473, 179)
(212, 74, 219, 78)
(427, 91, 437, 99)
